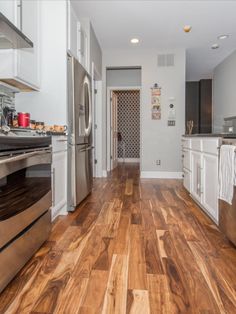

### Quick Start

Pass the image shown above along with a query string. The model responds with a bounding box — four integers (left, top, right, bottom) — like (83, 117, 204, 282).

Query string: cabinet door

(202, 154, 219, 223)
(0, 0, 16, 24)
(52, 150, 67, 220)
(191, 151, 202, 203)
(78, 25, 89, 71)
(183, 168, 191, 192)
(67, 1, 78, 58)
(16, 0, 40, 88)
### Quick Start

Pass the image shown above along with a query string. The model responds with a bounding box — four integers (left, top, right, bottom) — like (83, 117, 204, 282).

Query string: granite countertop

(183, 133, 223, 138)
(183, 133, 236, 138)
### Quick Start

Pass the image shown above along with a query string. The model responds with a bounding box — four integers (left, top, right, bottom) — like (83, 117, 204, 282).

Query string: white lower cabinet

(183, 168, 191, 192)
(182, 136, 221, 224)
(51, 137, 68, 220)
(201, 153, 219, 222)
(191, 151, 202, 204)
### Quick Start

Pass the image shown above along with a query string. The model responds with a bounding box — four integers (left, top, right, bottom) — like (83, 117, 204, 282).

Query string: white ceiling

(72, 0, 236, 81)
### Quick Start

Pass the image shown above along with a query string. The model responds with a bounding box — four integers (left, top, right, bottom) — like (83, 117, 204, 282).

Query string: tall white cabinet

(0, 0, 40, 90)
(182, 136, 221, 224)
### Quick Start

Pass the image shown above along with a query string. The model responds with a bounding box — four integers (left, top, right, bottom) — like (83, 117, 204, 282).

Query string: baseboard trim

(102, 170, 108, 177)
(140, 171, 183, 179)
(51, 201, 68, 221)
(118, 158, 140, 163)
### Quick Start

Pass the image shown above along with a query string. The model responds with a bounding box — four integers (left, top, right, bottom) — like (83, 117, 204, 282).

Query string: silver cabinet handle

(56, 139, 68, 142)
(0, 149, 51, 165)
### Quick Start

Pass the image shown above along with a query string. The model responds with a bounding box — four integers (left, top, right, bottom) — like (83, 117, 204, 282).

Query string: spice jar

(30, 120, 36, 129)
(35, 121, 44, 131)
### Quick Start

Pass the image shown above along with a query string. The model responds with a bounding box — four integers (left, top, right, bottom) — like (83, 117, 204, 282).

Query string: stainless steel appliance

(219, 138, 236, 246)
(0, 134, 52, 292)
(67, 55, 93, 210)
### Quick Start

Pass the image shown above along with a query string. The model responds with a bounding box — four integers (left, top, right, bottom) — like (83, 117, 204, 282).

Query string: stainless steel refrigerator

(67, 55, 93, 211)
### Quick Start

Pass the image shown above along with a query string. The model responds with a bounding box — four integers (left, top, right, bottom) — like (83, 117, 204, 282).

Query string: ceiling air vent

(157, 54, 175, 67)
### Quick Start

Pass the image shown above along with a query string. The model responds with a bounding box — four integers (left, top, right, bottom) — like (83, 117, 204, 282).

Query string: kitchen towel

(219, 144, 236, 205)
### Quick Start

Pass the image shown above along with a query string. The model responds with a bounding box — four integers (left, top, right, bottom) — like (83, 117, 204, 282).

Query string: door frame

(106, 86, 141, 172)
(92, 62, 103, 177)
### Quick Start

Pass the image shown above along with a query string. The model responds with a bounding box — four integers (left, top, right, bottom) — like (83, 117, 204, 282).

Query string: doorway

(108, 87, 141, 171)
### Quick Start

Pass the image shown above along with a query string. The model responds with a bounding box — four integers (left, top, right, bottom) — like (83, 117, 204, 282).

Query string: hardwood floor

(1, 163, 236, 313)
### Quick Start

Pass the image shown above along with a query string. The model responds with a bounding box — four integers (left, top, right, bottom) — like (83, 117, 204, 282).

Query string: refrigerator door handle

(78, 146, 94, 152)
(79, 148, 87, 152)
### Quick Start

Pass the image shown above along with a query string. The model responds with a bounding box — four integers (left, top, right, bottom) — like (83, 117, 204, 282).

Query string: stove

(0, 128, 51, 153)
(0, 128, 52, 293)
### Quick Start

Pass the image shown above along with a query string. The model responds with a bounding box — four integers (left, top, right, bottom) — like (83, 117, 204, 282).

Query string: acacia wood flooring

(1, 163, 236, 313)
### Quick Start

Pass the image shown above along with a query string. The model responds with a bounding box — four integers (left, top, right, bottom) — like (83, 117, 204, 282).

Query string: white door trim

(92, 62, 103, 177)
(106, 86, 141, 172)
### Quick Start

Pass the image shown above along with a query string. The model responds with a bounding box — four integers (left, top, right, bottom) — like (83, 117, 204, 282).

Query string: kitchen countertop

(183, 133, 236, 138)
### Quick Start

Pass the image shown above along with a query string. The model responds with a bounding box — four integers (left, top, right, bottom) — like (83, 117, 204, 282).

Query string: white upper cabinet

(0, 1, 15, 23)
(0, 0, 40, 90)
(16, 0, 40, 89)
(77, 23, 89, 71)
(67, 1, 89, 72)
(67, 1, 78, 59)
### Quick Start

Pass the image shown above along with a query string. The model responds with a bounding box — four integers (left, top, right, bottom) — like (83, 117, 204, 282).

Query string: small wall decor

(151, 83, 161, 120)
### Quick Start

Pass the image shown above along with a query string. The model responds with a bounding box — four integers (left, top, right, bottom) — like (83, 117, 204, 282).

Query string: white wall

(213, 50, 236, 133)
(15, 0, 67, 125)
(102, 49, 186, 177)
(107, 68, 141, 87)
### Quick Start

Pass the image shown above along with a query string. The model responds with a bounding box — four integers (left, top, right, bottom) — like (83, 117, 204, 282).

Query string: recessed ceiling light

(183, 25, 192, 33)
(130, 38, 139, 44)
(211, 43, 219, 49)
(218, 34, 229, 40)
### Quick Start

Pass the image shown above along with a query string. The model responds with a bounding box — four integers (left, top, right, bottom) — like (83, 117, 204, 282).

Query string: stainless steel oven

(0, 141, 52, 292)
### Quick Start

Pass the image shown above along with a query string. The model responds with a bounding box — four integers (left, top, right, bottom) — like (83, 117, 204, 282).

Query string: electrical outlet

(168, 120, 176, 126)
(156, 159, 161, 166)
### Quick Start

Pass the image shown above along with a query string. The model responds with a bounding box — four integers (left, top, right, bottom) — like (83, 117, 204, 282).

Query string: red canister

(18, 112, 30, 128)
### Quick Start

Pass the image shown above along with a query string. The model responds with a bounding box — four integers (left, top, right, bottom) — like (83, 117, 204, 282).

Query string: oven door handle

(0, 149, 51, 165)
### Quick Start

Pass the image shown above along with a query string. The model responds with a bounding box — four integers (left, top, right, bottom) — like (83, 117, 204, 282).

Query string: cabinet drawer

(182, 138, 191, 149)
(202, 139, 220, 156)
(183, 168, 191, 192)
(52, 136, 68, 153)
(191, 139, 202, 152)
(182, 149, 191, 170)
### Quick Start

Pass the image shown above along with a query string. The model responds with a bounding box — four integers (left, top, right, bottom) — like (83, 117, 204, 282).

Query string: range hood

(0, 12, 33, 49)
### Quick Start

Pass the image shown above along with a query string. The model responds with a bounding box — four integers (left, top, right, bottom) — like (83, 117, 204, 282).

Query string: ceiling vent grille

(157, 54, 175, 67)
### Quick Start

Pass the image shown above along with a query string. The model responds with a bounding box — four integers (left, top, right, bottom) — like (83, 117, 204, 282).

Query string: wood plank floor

(1, 163, 236, 313)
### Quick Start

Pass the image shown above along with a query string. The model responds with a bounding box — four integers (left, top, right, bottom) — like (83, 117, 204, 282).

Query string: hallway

(0, 163, 236, 313)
